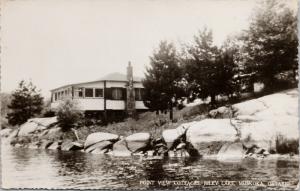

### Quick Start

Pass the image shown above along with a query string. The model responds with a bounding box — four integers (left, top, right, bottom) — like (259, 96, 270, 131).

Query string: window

(75, 88, 83, 98)
(135, 88, 144, 101)
(85, 88, 93, 97)
(54, 93, 57, 101)
(95, 88, 103, 97)
(112, 88, 123, 100)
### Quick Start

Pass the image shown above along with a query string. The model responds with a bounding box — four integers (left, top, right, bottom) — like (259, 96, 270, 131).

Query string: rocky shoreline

(1, 89, 299, 161)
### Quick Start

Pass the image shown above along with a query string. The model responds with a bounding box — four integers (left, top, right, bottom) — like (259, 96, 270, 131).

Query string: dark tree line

(143, 0, 298, 119)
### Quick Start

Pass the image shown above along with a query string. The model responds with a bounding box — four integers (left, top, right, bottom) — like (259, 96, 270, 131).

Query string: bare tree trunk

(211, 94, 216, 105)
(169, 101, 173, 121)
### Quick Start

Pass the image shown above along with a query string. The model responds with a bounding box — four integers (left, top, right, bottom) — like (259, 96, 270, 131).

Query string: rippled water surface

(1, 145, 299, 190)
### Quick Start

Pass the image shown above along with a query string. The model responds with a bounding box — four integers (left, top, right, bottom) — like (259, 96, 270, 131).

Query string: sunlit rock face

(0, 129, 12, 138)
(217, 142, 245, 161)
(237, 89, 298, 153)
(85, 141, 113, 153)
(162, 122, 195, 149)
(18, 117, 57, 137)
(185, 88, 299, 158)
(125, 132, 151, 152)
(61, 140, 83, 151)
(84, 132, 119, 150)
(112, 138, 132, 156)
(186, 119, 238, 156)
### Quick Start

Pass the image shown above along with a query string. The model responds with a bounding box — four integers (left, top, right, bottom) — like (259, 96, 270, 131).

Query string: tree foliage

(57, 99, 83, 131)
(242, 0, 298, 90)
(143, 41, 186, 116)
(182, 28, 237, 105)
(7, 80, 44, 126)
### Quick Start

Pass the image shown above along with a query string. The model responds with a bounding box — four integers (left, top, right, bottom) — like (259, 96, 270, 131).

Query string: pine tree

(242, 0, 298, 91)
(7, 80, 44, 126)
(143, 41, 185, 119)
(183, 28, 237, 105)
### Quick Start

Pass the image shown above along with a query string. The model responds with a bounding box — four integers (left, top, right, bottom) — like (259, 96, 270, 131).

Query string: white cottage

(50, 63, 148, 119)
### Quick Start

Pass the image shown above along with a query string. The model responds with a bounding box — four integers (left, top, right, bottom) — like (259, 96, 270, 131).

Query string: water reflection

(51, 150, 88, 174)
(10, 148, 33, 171)
(1, 146, 299, 190)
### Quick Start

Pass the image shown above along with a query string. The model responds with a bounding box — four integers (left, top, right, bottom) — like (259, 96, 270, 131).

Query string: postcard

(1, 0, 299, 190)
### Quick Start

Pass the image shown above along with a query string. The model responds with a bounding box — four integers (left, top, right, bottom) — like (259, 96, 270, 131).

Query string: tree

(143, 41, 186, 119)
(183, 28, 237, 105)
(242, 0, 298, 91)
(7, 80, 44, 126)
(57, 99, 83, 132)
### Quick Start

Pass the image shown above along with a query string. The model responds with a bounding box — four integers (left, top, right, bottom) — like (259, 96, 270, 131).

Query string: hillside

(1, 88, 298, 161)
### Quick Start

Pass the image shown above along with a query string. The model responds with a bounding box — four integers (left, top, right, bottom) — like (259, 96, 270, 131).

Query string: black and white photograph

(0, 0, 299, 190)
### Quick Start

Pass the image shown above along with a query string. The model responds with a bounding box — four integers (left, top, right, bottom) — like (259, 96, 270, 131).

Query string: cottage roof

(98, 72, 142, 82)
(50, 72, 143, 92)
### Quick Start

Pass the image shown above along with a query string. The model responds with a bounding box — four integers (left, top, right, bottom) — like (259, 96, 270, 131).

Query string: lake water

(1, 144, 299, 190)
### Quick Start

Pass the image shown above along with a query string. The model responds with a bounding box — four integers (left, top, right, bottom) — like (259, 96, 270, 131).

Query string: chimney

(127, 61, 133, 82)
(126, 61, 136, 118)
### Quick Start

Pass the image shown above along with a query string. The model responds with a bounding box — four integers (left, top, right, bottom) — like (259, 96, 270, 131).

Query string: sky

(1, 0, 297, 98)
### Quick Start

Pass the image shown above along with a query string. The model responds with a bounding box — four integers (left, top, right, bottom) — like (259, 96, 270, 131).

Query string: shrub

(7, 80, 44, 126)
(57, 99, 83, 132)
(276, 134, 299, 154)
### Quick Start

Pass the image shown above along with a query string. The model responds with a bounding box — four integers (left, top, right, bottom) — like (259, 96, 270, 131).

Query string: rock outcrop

(0, 128, 12, 138)
(113, 138, 132, 156)
(125, 132, 151, 152)
(186, 119, 238, 155)
(3, 89, 298, 161)
(61, 140, 83, 151)
(18, 117, 57, 137)
(85, 141, 113, 153)
(217, 142, 245, 161)
(162, 122, 195, 149)
(84, 132, 119, 149)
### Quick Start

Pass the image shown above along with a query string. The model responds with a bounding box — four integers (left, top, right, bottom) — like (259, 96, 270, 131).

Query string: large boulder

(29, 117, 57, 130)
(217, 142, 245, 161)
(125, 132, 151, 152)
(84, 132, 119, 149)
(18, 117, 58, 137)
(0, 128, 12, 138)
(113, 139, 132, 156)
(18, 122, 39, 137)
(61, 140, 83, 151)
(233, 99, 267, 116)
(186, 119, 238, 155)
(162, 122, 195, 149)
(6, 129, 19, 144)
(85, 141, 113, 153)
(45, 127, 63, 140)
(240, 115, 298, 153)
(206, 89, 299, 155)
(209, 106, 234, 119)
(47, 141, 61, 150)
